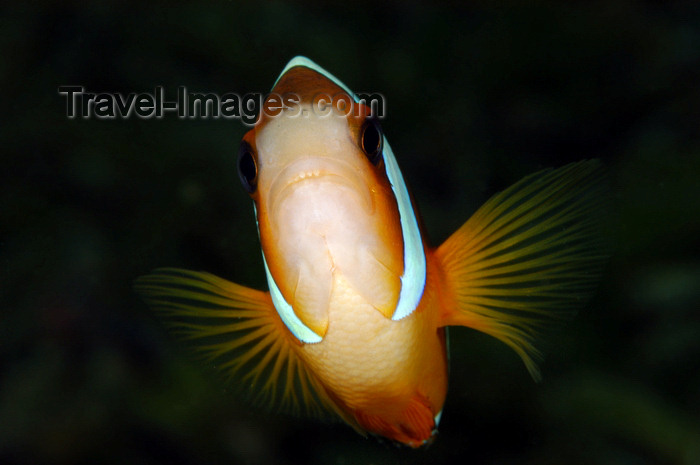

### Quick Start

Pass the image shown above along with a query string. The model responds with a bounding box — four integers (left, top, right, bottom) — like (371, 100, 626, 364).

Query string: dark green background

(3, 2, 700, 464)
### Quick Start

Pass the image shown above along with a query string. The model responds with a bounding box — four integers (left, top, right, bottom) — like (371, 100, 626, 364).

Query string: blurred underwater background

(2, 2, 700, 464)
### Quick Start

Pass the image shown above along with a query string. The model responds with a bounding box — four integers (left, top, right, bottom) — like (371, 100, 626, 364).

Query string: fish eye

(237, 142, 258, 193)
(361, 117, 383, 165)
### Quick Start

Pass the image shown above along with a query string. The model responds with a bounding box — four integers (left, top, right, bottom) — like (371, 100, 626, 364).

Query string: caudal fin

(436, 160, 608, 380)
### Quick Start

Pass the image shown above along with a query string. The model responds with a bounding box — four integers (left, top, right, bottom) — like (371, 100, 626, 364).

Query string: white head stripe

(274, 56, 356, 98)
(262, 252, 323, 343)
(381, 138, 427, 320)
(253, 205, 322, 343)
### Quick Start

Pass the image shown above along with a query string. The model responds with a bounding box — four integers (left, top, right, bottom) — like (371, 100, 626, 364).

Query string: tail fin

(436, 160, 608, 380)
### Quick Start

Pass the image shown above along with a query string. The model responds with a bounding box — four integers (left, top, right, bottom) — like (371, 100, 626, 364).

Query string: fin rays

(437, 160, 608, 380)
(455, 163, 598, 259)
(134, 268, 343, 419)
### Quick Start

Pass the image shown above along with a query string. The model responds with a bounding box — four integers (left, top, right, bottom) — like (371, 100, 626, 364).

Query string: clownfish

(135, 57, 606, 447)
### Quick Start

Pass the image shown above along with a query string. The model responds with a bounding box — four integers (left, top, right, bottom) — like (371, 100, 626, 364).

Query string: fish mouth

(267, 156, 373, 217)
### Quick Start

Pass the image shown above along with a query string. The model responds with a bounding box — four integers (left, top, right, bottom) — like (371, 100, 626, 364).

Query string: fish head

(237, 61, 405, 342)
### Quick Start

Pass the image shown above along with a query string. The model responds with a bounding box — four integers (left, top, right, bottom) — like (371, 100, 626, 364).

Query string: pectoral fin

(134, 268, 356, 426)
(436, 160, 608, 380)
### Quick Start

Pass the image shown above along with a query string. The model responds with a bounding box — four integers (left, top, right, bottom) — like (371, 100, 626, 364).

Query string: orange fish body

(298, 253, 449, 445)
(136, 57, 606, 447)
